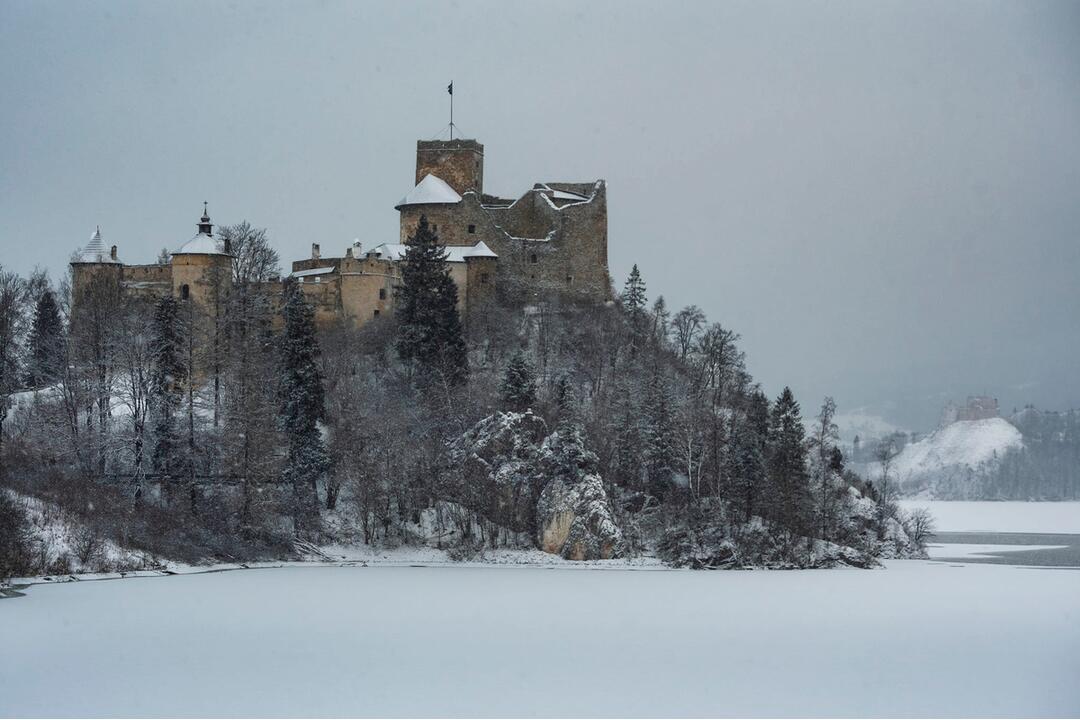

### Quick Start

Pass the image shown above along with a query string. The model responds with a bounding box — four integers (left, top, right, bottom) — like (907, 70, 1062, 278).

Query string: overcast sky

(2, 0, 1078, 430)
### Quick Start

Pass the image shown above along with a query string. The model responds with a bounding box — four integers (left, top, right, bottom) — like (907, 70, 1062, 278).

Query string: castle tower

(170, 203, 232, 305)
(415, 139, 483, 195)
(70, 226, 123, 303)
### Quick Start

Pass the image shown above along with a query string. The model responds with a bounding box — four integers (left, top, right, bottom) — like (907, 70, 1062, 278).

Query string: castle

(941, 396, 1000, 425)
(71, 138, 611, 328)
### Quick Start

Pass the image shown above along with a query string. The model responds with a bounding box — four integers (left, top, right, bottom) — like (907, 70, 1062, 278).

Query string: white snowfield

(883, 417, 1023, 483)
(900, 499, 1080, 534)
(2, 562, 1078, 718)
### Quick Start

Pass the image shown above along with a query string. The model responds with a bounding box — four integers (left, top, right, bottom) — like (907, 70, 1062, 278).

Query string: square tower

(416, 139, 484, 195)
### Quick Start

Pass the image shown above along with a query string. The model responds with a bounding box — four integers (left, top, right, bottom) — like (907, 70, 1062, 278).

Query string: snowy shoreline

(4, 547, 672, 592)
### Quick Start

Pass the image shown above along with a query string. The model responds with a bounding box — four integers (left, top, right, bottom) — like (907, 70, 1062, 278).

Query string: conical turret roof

(76, 227, 120, 264)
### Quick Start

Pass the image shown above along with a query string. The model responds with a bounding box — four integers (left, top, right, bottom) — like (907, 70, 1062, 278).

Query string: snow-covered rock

(536, 473, 622, 560)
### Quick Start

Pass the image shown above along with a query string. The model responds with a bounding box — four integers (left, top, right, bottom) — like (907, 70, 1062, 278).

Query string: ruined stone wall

(483, 181, 610, 301)
(416, 139, 484, 195)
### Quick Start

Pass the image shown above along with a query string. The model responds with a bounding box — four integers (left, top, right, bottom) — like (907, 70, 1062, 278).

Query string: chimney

(110, 245, 117, 261)
(312, 243, 320, 260)
(345, 247, 353, 259)
(223, 238, 232, 255)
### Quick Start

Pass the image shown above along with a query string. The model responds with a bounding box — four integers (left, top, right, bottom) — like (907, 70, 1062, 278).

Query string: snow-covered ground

(899, 499, 1080, 534)
(2, 562, 1077, 717)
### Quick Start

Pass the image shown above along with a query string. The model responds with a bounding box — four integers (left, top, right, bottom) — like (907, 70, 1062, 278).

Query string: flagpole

(450, 82, 454, 140)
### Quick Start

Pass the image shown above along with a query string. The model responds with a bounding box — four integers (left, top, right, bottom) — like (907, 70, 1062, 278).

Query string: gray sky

(2, 0, 1078, 430)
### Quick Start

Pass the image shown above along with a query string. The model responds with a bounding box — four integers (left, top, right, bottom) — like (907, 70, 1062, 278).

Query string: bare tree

(0, 266, 29, 479)
(874, 438, 900, 537)
(671, 305, 706, 360)
(904, 507, 936, 550)
(808, 397, 840, 539)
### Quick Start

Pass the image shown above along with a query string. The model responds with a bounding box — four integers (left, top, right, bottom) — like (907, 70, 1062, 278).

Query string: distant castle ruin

(71, 137, 611, 328)
(941, 396, 1000, 425)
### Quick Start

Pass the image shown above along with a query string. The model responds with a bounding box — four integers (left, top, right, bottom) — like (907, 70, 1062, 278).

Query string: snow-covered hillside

(2, 489, 154, 576)
(874, 418, 1023, 496)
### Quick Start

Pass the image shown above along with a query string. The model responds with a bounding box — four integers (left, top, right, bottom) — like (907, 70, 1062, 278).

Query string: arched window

(530, 253, 538, 264)
(181, 284, 190, 300)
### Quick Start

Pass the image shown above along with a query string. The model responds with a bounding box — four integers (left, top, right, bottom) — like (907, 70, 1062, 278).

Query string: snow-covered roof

(549, 188, 589, 202)
(290, 266, 337, 278)
(462, 240, 497, 258)
(368, 241, 498, 263)
(173, 232, 230, 256)
(395, 174, 462, 209)
(76, 227, 120, 264)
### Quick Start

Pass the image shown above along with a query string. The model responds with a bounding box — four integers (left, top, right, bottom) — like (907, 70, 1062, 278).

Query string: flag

(447, 82, 453, 95)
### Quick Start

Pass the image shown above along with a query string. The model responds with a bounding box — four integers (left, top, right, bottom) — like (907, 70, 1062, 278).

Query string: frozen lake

(2, 561, 1079, 717)
(898, 499, 1080, 534)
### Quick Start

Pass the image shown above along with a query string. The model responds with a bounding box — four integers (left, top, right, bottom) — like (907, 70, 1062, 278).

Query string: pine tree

(25, 288, 64, 388)
(621, 263, 647, 322)
(395, 215, 468, 387)
(642, 369, 677, 498)
(766, 386, 812, 535)
(278, 280, 329, 535)
(500, 350, 537, 411)
(728, 389, 769, 522)
(609, 377, 642, 489)
(149, 296, 186, 483)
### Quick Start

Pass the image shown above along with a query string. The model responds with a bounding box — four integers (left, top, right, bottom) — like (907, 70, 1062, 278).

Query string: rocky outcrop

(536, 473, 622, 560)
(449, 412, 622, 560)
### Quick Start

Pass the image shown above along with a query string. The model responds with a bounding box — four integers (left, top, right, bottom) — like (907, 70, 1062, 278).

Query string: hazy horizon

(2, 0, 1078, 430)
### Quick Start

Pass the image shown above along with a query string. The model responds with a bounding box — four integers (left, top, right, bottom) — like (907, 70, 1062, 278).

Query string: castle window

(379, 288, 387, 300)
(480, 273, 489, 285)
(181, 284, 190, 300)
(566, 275, 573, 285)
(468, 224, 476, 234)
(530, 253, 538, 264)
(432, 223, 438, 232)
(373, 309, 380, 318)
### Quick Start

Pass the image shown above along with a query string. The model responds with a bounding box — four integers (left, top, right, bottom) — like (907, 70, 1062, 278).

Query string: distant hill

(860, 406, 1080, 500)
(884, 418, 1023, 497)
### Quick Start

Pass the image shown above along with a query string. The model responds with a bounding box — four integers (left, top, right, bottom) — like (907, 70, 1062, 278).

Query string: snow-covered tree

(500, 350, 537, 411)
(728, 389, 769, 522)
(25, 287, 64, 388)
(767, 386, 812, 535)
(278, 280, 329, 535)
(149, 296, 186, 485)
(621, 264, 647, 315)
(0, 266, 28, 479)
(808, 396, 843, 539)
(642, 369, 677, 498)
(396, 215, 468, 388)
